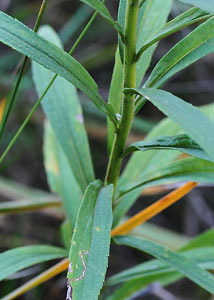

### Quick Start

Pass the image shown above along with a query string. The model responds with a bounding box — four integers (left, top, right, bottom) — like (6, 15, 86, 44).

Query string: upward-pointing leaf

(115, 235, 214, 294)
(144, 17, 214, 89)
(126, 88, 214, 161)
(136, 7, 210, 61)
(0, 11, 117, 124)
(81, 0, 125, 41)
(33, 26, 94, 193)
(68, 181, 113, 300)
(177, 0, 214, 14)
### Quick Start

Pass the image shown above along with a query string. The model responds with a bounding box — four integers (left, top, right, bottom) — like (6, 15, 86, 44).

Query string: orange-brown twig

(111, 181, 198, 237)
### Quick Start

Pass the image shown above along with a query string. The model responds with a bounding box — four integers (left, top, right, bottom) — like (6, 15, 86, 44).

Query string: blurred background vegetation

(0, 0, 214, 299)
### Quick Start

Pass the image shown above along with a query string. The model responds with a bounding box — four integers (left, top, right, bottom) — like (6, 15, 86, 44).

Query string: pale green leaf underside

(124, 134, 212, 162)
(68, 181, 113, 300)
(43, 122, 82, 228)
(33, 25, 94, 193)
(114, 236, 214, 294)
(177, 0, 214, 14)
(0, 12, 116, 124)
(0, 245, 67, 281)
(129, 88, 214, 161)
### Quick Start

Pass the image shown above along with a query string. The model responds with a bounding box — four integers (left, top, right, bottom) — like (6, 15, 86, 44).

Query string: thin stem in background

(0, 3, 104, 164)
(0, 0, 49, 140)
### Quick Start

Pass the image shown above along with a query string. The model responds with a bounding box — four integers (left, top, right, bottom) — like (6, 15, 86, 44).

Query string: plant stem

(105, 0, 139, 188)
(0, 0, 49, 140)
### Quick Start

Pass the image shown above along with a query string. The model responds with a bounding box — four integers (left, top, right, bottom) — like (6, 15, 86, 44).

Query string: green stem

(105, 0, 139, 188)
(0, 0, 49, 140)
(0, 6, 102, 164)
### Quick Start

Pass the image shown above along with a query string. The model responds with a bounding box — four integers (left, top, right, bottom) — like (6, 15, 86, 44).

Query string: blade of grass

(0, 1, 105, 164)
(0, 98, 6, 123)
(111, 182, 198, 236)
(0, 0, 49, 140)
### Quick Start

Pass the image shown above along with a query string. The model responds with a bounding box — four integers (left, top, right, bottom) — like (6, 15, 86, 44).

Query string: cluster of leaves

(0, 0, 214, 299)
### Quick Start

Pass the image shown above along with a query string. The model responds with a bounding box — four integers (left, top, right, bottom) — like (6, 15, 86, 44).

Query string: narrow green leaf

(81, 0, 125, 41)
(68, 181, 113, 300)
(177, 0, 214, 14)
(0, 246, 67, 281)
(33, 26, 95, 192)
(107, 49, 123, 154)
(107, 247, 214, 286)
(128, 88, 214, 161)
(0, 198, 61, 215)
(136, 7, 210, 61)
(120, 157, 214, 196)
(144, 17, 214, 89)
(124, 134, 212, 161)
(106, 230, 214, 300)
(136, 0, 172, 87)
(0, 12, 117, 124)
(43, 122, 82, 228)
(114, 235, 214, 294)
(113, 104, 214, 226)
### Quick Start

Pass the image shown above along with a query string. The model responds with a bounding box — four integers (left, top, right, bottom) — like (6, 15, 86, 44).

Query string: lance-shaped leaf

(119, 157, 214, 196)
(107, 247, 214, 286)
(114, 235, 214, 294)
(127, 88, 214, 161)
(81, 0, 125, 41)
(68, 181, 113, 300)
(107, 230, 214, 300)
(43, 122, 83, 228)
(0, 245, 67, 281)
(123, 134, 212, 162)
(136, 7, 210, 61)
(0, 11, 117, 124)
(33, 26, 95, 192)
(143, 17, 214, 89)
(113, 104, 214, 227)
(177, 0, 214, 14)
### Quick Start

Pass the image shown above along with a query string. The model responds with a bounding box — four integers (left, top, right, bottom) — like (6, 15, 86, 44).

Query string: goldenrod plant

(1, 0, 214, 299)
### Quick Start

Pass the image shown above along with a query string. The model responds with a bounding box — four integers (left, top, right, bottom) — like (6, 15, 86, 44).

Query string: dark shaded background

(0, 0, 214, 299)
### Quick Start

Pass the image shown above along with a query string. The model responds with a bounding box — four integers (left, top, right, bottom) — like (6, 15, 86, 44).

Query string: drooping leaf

(0, 245, 67, 281)
(107, 247, 214, 286)
(43, 122, 82, 228)
(113, 104, 214, 226)
(143, 17, 214, 90)
(106, 230, 214, 300)
(68, 181, 113, 300)
(124, 134, 212, 161)
(114, 235, 214, 294)
(81, 0, 125, 41)
(0, 12, 117, 124)
(32, 26, 95, 192)
(177, 0, 214, 14)
(119, 157, 214, 196)
(136, 7, 210, 61)
(127, 88, 214, 161)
